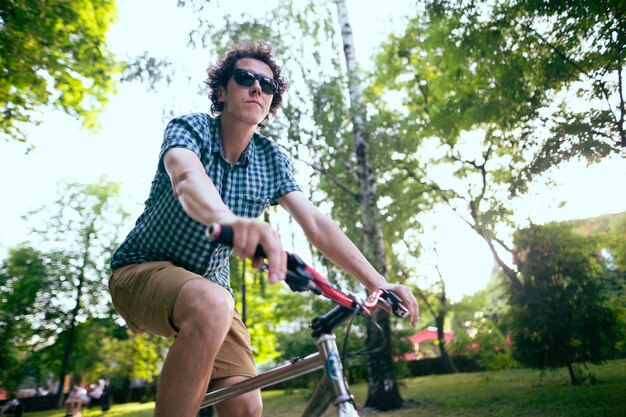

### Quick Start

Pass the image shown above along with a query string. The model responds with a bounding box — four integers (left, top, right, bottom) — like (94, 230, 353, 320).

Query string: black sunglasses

(232, 68, 278, 95)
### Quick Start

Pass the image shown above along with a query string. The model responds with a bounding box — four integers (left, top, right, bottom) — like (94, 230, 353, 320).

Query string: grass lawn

(24, 359, 625, 417)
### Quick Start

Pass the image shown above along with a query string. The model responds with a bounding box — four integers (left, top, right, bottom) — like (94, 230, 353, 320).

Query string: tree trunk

(124, 376, 133, 403)
(566, 362, 579, 385)
(56, 226, 92, 408)
(435, 312, 458, 373)
(241, 260, 247, 325)
(55, 258, 87, 407)
(335, 0, 403, 410)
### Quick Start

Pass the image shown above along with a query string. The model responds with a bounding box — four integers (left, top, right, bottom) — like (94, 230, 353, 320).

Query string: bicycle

(202, 224, 409, 417)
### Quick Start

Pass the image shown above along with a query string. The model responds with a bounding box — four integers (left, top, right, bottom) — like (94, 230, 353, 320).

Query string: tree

(509, 222, 620, 384)
(372, 1, 623, 384)
(20, 178, 128, 404)
(376, 0, 624, 190)
(370, 0, 534, 298)
(0, 246, 50, 393)
(499, 0, 626, 180)
(333, 0, 405, 409)
(229, 256, 284, 365)
(97, 331, 169, 403)
(604, 214, 626, 271)
(400, 246, 458, 373)
(0, 0, 120, 145)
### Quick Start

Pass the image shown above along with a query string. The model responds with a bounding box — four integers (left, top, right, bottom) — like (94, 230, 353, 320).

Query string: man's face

(219, 58, 275, 126)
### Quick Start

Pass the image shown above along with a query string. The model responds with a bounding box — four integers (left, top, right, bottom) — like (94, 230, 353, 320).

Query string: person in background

(64, 380, 89, 417)
(0, 393, 22, 417)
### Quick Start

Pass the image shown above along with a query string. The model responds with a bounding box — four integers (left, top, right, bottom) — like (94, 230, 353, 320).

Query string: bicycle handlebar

(206, 224, 408, 318)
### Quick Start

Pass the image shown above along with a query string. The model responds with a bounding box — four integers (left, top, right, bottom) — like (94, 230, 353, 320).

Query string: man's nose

(250, 80, 262, 95)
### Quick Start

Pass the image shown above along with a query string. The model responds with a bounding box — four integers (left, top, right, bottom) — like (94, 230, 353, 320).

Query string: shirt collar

(211, 116, 256, 167)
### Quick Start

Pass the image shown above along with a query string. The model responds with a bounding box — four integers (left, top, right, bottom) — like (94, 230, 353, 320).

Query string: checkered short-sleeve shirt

(110, 113, 301, 292)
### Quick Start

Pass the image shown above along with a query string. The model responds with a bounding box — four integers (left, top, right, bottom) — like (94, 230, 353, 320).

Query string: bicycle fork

(302, 334, 360, 417)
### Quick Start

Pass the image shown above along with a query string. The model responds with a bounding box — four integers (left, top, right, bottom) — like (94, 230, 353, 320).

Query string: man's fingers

(231, 220, 285, 284)
(404, 288, 420, 327)
(381, 283, 420, 327)
(261, 228, 285, 284)
(230, 221, 251, 259)
(396, 286, 419, 327)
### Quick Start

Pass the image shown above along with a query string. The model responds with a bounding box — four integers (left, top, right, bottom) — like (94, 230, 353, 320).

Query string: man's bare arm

(164, 148, 286, 282)
(278, 191, 419, 326)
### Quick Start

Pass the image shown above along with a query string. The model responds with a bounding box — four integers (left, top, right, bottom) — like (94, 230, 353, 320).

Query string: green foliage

(606, 214, 626, 271)
(451, 313, 518, 371)
(25, 178, 129, 322)
(97, 331, 169, 386)
(371, 0, 625, 258)
(383, 0, 626, 187)
(0, 178, 129, 391)
(0, 0, 122, 144)
(0, 246, 50, 392)
(449, 280, 518, 371)
(503, 0, 626, 169)
(509, 222, 621, 383)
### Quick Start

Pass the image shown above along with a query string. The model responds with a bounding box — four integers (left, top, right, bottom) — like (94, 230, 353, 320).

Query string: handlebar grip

(206, 224, 267, 258)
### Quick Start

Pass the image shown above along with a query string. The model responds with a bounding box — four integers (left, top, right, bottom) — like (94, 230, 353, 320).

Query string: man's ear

(217, 86, 226, 102)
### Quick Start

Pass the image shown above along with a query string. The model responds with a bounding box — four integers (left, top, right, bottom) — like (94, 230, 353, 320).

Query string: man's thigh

(109, 261, 203, 337)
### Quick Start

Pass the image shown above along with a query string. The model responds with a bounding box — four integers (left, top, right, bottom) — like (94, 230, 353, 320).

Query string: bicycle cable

(339, 308, 388, 359)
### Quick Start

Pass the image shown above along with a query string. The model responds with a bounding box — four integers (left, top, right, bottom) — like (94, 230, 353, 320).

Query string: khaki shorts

(109, 261, 256, 379)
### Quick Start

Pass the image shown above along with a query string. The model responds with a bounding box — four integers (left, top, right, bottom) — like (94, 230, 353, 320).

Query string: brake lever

(380, 290, 409, 318)
(284, 253, 321, 295)
(285, 270, 321, 294)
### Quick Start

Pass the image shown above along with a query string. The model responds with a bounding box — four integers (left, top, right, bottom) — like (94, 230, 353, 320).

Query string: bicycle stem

(311, 303, 362, 338)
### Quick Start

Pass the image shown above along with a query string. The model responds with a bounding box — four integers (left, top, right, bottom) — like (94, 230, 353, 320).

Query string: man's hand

(228, 218, 287, 284)
(378, 283, 420, 327)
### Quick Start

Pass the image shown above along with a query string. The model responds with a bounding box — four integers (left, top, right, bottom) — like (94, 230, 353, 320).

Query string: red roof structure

(408, 326, 454, 344)
(401, 326, 455, 361)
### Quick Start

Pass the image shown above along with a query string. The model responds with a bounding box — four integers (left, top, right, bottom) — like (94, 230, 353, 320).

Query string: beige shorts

(109, 261, 256, 379)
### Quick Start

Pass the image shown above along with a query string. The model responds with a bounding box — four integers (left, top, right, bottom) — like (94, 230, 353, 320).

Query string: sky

(1, 0, 625, 301)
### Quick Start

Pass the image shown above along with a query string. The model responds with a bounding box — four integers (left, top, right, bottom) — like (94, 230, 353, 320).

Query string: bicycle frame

(202, 224, 407, 416)
(199, 308, 361, 416)
(199, 336, 359, 417)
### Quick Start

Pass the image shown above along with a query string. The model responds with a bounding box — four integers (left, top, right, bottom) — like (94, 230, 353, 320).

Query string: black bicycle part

(380, 290, 409, 318)
(310, 300, 360, 338)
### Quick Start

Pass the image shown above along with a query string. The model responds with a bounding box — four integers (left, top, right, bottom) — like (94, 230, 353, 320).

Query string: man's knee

(215, 390, 262, 417)
(239, 397, 262, 417)
(173, 280, 234, 338)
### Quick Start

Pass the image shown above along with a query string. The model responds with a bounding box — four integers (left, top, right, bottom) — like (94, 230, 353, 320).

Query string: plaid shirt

(110, 113, 301, 292)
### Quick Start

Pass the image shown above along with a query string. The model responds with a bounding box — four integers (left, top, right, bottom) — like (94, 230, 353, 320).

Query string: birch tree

(334, 0, 403, 409)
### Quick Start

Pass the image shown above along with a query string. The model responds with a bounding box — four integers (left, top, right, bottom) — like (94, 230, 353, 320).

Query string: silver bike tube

(301, 334, 360, 417)
(199, 352, 323, 409)
(336, 401, 360, 417)
(301, 375, 334, 416)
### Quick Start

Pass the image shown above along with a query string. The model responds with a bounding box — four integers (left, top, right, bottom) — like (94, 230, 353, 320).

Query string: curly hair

(205, 40, 288, 128)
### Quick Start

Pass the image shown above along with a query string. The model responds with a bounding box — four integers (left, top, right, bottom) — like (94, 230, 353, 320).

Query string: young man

(109, 40, 419, 417)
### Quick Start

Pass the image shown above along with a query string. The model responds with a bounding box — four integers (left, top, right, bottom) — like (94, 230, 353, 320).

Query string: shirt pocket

(227, 194, 270, 219)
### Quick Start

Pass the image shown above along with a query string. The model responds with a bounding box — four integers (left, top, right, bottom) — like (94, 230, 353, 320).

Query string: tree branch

(298, 157, 361, 201)
(517, 19, 623, 141)
(617, 66, 626, 146)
